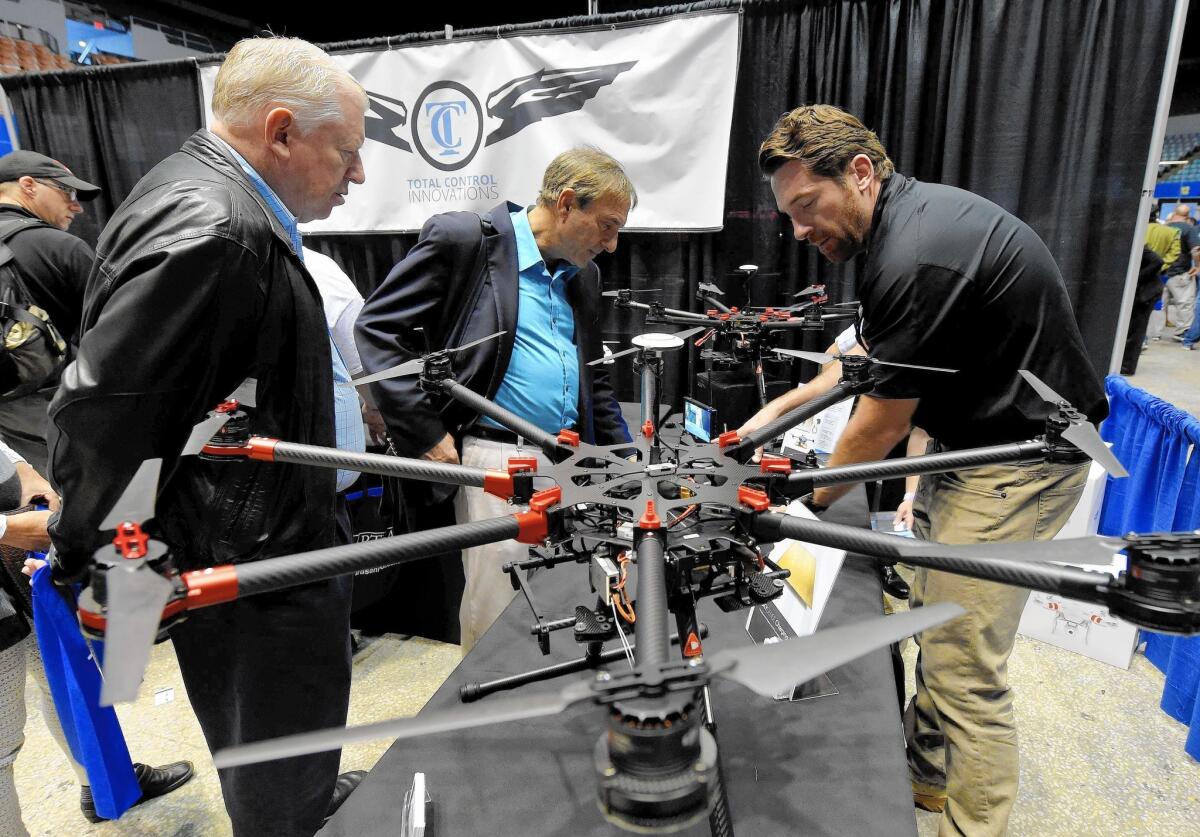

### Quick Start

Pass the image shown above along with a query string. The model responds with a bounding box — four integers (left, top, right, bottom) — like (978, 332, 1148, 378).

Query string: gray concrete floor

(11, 342, 1200, 835)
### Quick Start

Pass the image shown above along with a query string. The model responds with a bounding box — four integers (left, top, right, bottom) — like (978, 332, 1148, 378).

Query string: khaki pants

(455, 436, 552, 651)
(904, 457, 1088, 837)
(1165, 273, 1196, 335)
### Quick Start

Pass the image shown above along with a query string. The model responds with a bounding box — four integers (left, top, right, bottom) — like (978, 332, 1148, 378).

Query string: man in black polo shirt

(0, 151, 100, 472)
(740, 105, 1105, 837)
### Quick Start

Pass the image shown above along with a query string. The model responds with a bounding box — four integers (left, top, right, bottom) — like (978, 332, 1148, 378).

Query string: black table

(322, 489, 915, 837)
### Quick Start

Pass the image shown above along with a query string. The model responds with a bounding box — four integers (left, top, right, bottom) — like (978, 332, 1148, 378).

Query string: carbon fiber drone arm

(438, 379, 568, 457)
(788, 440, 1049, 493)
(200, 437, 522, 499)
(753, 512, 1110, 601)
(728, 380, 866, 461)
(619, 297, 713, 323)
(633, 529, 671, 666)
(179, 512, 541, 609)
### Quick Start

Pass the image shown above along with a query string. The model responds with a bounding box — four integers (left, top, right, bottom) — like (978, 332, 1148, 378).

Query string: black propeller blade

(214, 679, 596, 768)
(351, 331, 507, 387)
(709, 603, 964, 697)
(211, 603, 962, 767)
(601, 288, 663, 298)
(1018, 370, 1128, 478)
(773, 348, 957, 374)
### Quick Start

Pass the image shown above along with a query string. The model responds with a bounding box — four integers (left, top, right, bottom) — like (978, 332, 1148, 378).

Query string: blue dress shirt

(479, 207, 580, 435)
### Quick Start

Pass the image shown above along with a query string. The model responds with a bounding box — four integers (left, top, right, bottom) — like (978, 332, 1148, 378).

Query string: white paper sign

(746, 499, 846, 641)
(198, 12, 740, 233)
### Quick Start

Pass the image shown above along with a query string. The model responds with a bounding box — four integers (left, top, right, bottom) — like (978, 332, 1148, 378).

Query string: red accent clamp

(730, 306, 740, 314)
(683, 631, 704, 657)
(760, 455, 793, 475)
(182, 565, 240, 609)
(200, 436, 279, 461)
(514, 487, 562, 544)
(506, 457, 538, 475)
(777, 311, 791, 320)
(215, 400, 240, 414)
(639, 501, 662, 529)
(759, 314, 770, 322)
(719, 312, 731, 321)
(706, 309, 718, 317)
(483, 470, 515, 499)
(113, 521, 150, 559)
(764, 307, 775, 314)
(557, 429, 580, 447)
(529, 486, 562, 513)
(717, 430, 741, 449)
(641, 420, 654, 439)
(737, 486, 770, 512)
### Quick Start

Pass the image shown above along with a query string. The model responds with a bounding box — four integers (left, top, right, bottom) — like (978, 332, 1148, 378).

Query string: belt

(465, 423, 520, 445)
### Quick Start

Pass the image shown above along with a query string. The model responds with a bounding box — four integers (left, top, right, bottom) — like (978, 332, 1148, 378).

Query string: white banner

(199, 12, 740, 234)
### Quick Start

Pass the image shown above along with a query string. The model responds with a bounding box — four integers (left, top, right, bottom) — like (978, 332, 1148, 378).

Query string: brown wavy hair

(759, 105, 894, 181)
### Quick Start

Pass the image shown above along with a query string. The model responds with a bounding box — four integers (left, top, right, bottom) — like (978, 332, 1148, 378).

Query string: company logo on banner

(198, 12, 739, 233)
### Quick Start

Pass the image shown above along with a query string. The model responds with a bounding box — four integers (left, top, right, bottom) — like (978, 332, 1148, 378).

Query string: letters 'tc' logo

(425, 100, 467, 156)
(412, 81, 483, 171)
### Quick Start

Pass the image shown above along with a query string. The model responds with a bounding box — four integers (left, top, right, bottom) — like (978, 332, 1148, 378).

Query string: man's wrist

(800, 493, 830, 515)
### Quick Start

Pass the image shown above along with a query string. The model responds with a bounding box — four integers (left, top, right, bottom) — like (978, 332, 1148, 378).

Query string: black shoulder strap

(0, 215, 49, 243)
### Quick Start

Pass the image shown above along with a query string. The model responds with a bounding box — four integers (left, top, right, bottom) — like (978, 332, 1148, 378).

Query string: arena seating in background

(0, 35, 74, 74)
(0, 32, 134, 75)
(1161, 132, 1200, 162)
(1159, 132, 1200, 185)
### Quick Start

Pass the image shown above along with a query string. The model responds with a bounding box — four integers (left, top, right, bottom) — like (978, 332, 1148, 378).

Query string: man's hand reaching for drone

(737, 405, 779, 463)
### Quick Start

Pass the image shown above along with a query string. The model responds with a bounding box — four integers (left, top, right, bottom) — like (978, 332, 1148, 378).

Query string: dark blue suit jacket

(356, 201, 630, 459)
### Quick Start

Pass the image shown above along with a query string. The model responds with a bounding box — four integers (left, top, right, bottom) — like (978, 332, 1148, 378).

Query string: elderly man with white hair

(46, 37, 367, 835)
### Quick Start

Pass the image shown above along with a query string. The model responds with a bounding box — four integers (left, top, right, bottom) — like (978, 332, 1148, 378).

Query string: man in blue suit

(356, 147, 634, 647)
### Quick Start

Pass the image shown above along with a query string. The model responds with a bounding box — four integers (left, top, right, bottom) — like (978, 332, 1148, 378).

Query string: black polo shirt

(855, 175, 1107, 449)
(0, 204, 94, 339)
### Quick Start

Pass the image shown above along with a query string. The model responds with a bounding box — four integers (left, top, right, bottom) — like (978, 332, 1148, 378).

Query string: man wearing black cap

(0, 150, 101, 472)
(0, 151, 195, 823)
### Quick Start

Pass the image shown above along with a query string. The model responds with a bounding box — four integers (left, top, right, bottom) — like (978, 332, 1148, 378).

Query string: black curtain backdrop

(3, 60, 203, 248)
(0, 1, 1174, 405)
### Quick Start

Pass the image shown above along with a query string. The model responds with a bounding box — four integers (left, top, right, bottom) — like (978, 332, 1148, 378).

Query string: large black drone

(72, 328, 1198, 836)
(604, 275, 857, 409)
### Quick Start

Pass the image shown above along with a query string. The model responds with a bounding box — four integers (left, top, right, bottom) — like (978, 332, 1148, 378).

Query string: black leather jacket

(48, 131, 337, 577)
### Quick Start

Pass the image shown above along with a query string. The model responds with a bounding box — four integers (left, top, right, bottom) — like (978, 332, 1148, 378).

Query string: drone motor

(595, 689, 717, 833)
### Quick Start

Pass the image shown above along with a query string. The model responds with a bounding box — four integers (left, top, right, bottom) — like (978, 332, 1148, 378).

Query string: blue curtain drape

(1098, 375, 1200, 761)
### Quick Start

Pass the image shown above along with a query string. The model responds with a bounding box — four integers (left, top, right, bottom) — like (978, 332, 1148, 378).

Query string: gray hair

(537, 146, 637, 210)
(212, 37, 366, 132)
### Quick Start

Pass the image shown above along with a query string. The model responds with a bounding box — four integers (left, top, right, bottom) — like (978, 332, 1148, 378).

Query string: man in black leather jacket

(47, 37, 368, 836)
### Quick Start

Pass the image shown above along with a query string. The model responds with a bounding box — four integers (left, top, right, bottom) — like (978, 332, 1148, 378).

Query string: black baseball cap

(0, 150, 100, 200)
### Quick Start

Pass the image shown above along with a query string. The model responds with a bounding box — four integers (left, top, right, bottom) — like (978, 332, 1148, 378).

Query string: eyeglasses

(35, 179, 77, 202)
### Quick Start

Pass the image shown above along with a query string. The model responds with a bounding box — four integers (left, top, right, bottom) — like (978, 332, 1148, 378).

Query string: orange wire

(613, 553, 636, 623)
(668, 505, 698, 527)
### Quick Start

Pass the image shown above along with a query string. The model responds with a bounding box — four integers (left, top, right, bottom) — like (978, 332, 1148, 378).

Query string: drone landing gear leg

(458, 629, 709, 703)
(754, 360, 769, 409)
(670, 593, 735, 837)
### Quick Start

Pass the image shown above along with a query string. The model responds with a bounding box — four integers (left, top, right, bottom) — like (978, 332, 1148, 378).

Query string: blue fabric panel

(31, 566, 140, 817)
(1097, 375, 1200, 761)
